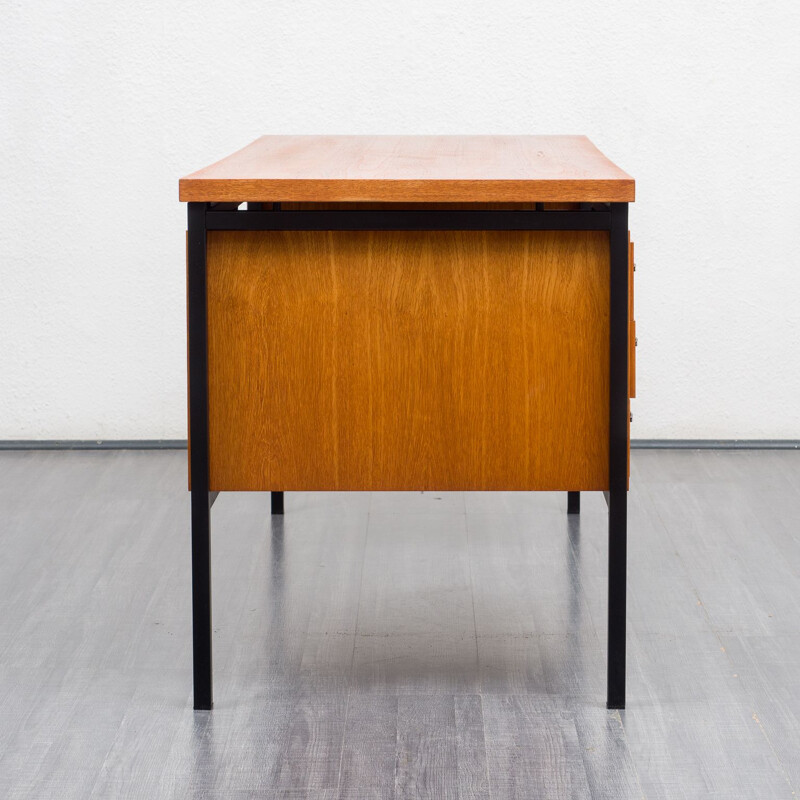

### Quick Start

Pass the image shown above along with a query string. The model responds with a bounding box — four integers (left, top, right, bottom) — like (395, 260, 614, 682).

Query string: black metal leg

(188, 202, 213, 711)
(607, 202, 629, 710)
(567, 491, 580, 514)
(607, 488, 627, 708)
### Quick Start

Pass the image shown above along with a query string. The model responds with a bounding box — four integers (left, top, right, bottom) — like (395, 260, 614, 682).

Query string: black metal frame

(186, 201, 629, 710)
(187, 203, 212, 711)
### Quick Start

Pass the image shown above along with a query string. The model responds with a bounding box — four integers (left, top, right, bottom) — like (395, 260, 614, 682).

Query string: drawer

(627, 236, 635, 485)
(629, 236, 636, 399)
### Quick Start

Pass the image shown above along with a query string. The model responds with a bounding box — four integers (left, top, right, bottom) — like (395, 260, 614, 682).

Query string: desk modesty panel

(206, 228, 610, 492)
(181, 135, 636, 712)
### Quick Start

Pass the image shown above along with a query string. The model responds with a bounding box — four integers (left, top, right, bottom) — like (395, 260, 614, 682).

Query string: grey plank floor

(0, 449, 799, 798)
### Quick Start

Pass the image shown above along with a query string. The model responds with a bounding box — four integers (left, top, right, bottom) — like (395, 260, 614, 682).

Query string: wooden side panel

(206, 230, 610, 491)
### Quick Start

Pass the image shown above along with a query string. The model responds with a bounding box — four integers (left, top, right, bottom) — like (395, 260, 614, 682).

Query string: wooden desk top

(179, 135, 634, 203)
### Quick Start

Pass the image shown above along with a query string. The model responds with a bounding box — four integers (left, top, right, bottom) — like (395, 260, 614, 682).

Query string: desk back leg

(248, 202, 286, 521)
(607, 202, 629, 709)
(188, 202, 213, 711)
(567, 491, 580, 514)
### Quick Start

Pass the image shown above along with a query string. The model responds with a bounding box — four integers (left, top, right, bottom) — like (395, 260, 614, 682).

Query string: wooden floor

(1, 449, 799, 798)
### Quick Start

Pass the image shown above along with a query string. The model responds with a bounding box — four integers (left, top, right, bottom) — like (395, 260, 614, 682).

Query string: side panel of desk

(202, 229, 611, 491)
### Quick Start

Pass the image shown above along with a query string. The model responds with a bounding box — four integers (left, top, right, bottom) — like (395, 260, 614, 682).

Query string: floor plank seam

(337, 505, 372, 795)
(464, 513, 493, 800)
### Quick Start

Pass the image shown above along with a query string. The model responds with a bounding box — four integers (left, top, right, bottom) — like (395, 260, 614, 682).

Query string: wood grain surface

(205, 229, 611, 491)
(179, 136, 635, 203)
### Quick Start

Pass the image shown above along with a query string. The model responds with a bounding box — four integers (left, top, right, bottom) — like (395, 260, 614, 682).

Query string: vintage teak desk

(179, 135, 636, 711)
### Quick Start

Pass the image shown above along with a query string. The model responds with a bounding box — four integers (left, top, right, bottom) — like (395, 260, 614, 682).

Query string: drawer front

(627, 235, 636, 485)
(629, 236, 636, 399)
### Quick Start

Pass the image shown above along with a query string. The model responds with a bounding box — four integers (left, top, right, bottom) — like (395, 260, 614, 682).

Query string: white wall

(2, 1, 799, 440)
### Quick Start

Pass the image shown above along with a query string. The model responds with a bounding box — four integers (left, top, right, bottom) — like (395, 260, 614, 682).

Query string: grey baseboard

(632, 439, 800, 450)
(0, 439, 188, 450)
(0, 439, 798, 451)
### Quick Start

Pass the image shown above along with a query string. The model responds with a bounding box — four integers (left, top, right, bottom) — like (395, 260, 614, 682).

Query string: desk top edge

(179, 135, 635, 203)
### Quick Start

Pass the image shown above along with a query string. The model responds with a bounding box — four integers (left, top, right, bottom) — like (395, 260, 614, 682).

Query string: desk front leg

(607, 202, 629, 709)
(188, 202, 213, 711)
